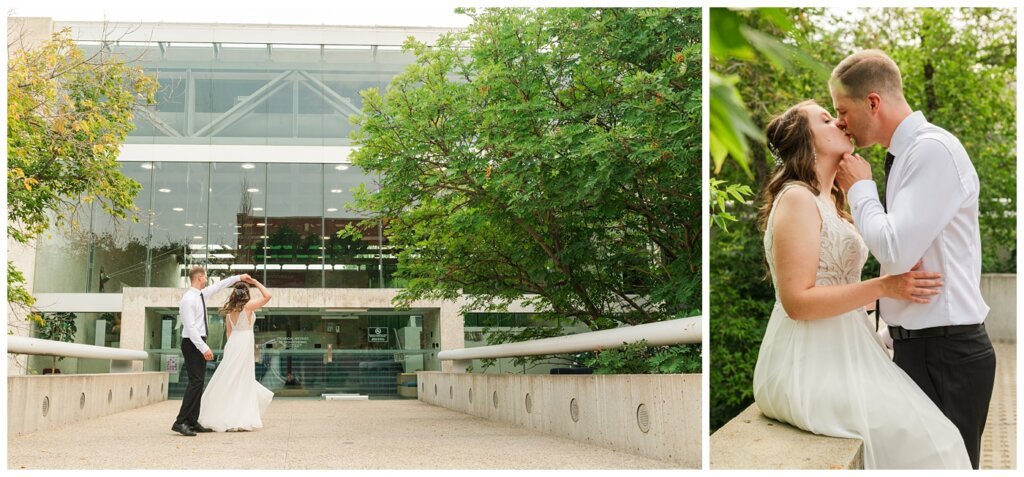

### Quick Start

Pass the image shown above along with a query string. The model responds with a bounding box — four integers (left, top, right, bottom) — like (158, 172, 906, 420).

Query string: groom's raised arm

(847, 140, 969, 274)
(200, 274, 245, 299)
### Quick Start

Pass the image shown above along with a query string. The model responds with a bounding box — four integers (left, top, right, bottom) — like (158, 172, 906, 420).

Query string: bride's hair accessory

(768, 144, 783, 168)
(234, 287, 248, 296)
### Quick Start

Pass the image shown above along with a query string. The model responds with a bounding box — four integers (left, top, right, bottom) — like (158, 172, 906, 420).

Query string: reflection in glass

(89, 162, 152, 292)
(150, 162, 210, 287)
(265, 163, 324, 287)
(209, 162, 266, 280)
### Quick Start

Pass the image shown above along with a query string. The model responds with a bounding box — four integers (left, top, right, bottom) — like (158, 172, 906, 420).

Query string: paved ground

(981, 339, 1016, 470)
(8, 398, 678, 469)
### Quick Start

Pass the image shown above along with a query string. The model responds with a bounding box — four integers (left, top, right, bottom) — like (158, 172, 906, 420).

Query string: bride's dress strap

(768, 181, 820, 231)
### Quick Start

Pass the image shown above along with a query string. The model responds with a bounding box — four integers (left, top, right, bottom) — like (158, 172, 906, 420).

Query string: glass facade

(33, 162, 398, 290)
(33, 38, 415, 291)
(27, 312, 123, 374)
(75, 42, 413, 146)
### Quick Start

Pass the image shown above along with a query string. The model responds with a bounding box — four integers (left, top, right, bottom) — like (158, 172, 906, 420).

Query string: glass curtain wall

(77, 40, 411, 146)
(34, 161, 384, 290)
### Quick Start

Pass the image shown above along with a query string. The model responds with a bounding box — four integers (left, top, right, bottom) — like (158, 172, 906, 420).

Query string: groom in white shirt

(832, 50, 996, 469)
(171, 266, 249, 436)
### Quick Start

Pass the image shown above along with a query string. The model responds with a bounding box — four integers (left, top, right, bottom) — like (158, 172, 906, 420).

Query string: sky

(5, 0, 477, 28)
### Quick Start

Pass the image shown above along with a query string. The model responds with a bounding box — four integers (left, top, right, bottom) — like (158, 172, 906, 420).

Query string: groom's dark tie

(876, 152, 896, 331)
(882, 152, 896, 209)
(199, 293, 209, 338)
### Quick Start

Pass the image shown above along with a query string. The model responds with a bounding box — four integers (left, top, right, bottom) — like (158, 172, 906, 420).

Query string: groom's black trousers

(174, 338, 208, 427)
(892, 325, 996, 469)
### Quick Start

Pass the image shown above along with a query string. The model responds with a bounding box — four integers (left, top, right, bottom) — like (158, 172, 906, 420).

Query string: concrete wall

(981, 274, 1016, 340)
(7, 372, 169, 436)
(711, 403, 863, 469)
(417, 372, 700, 468)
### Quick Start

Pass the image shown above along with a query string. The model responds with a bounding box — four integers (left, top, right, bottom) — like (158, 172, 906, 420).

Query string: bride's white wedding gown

(199, 309, 274, 432)
(753, 183, 970, 469)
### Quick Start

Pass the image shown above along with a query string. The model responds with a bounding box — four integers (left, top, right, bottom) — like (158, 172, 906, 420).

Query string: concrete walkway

(8, 399, 678, 469)
(982, 339, 1016, 470)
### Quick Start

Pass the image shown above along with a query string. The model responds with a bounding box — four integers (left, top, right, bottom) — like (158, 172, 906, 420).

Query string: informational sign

(368, 327, 389, 343)
(166, 355, 179, 373)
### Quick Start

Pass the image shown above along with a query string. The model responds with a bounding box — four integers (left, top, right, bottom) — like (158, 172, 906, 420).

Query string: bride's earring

(813, 149, 818, 163)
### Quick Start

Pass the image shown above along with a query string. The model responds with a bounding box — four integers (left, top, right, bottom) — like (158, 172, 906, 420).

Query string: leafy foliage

(586, 340, 701, 374)
(350, 8, 703, 372)
(33, 312, 78, 368)
(7, 28, 156, 318)
(710, 7, 1016, 430)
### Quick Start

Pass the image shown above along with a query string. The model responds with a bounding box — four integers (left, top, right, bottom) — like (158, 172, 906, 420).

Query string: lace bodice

(764, 182, 868, 301)
(228, 310, 254, 331)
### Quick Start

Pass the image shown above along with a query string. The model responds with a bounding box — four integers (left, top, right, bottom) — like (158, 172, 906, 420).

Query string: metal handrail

(438, 316, 700, 368)
(7, 336, 148, 361)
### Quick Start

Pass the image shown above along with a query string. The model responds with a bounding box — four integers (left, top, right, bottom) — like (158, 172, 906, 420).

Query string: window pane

(264, 163, 323, 287)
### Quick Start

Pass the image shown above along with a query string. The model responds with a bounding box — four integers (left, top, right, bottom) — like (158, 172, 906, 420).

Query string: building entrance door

(153, 307, 438, 400)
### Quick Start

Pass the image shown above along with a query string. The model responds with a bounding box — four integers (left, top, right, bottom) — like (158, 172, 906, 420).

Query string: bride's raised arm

(244, 278, 273, 312)
(772, 186, 942, 321)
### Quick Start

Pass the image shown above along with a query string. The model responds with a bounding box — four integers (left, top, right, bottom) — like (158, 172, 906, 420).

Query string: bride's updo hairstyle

(756, 99, 851, 233)
(220, 282, 251, 315)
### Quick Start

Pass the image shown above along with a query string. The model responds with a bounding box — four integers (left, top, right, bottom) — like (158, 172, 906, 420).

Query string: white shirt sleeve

(180, 293, 210, 355)
(200, 275, 242, 299)
(848, 139, 967, 274)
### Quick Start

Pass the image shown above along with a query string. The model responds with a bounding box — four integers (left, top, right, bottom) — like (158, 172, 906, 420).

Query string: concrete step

(322, 393, 369, 401)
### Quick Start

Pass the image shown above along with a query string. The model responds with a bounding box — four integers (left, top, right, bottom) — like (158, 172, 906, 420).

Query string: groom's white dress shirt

(848, 111, 989, 330)
(179, 275, 242, 354)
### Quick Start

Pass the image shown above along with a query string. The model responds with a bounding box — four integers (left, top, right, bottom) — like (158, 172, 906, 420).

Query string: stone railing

(418, 371, 700, 468)
(8, 372, 169, 436)
(422, 316, 702, 466)
(710, 403, 863, 469)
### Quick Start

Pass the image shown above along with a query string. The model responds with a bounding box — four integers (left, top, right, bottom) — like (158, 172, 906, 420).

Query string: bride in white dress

(752, 100, 970, 469)
(199, 277, 275, 432)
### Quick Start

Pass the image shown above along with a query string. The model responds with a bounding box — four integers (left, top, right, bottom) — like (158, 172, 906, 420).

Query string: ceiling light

(242, 164, 255, 169)
(247, 188, 260, 193)
(326, 208, 338, 212)
(253, 207, 263, 211)
(158, 188, 171, 193)
(141, 163, 153, 170)
(335, 164, 349, 171)
(172, 207, 184, 212)
(184, 223, 194, 227)
(330, 189, 342, 193)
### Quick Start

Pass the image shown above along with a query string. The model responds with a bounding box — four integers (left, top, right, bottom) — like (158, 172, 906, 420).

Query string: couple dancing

(171, 267, 275, 436)
(753, 50, 996, 469)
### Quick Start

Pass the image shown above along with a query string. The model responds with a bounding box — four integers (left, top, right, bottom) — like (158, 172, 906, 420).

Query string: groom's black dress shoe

(190, 423, 214, 433)
(171, 423, 196, 436)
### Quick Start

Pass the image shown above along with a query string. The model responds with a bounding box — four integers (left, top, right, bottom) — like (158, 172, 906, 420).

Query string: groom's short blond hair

(830, 50, 905, 101)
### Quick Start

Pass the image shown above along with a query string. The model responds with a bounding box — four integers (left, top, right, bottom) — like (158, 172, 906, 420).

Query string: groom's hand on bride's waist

(837, 152, 872, 192)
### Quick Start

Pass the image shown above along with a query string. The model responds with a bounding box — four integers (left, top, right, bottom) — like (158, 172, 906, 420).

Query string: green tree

(7, 28, 157, 318)
(350, 8, 702, 371)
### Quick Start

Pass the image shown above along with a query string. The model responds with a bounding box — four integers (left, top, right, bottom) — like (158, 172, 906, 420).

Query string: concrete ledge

(710, 403, 863, 469)
(8, 372, 169, 436)
(417, 372, 700, 468)
(981, 274, 1015, 340)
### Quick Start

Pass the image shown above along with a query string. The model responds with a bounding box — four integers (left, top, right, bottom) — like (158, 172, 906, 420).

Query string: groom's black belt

(888, 323, 985, 341)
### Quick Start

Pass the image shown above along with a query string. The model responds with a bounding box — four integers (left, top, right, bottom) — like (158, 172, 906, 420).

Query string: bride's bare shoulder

(775, 183, 817, 209)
